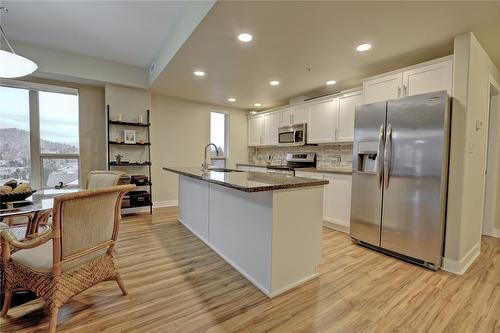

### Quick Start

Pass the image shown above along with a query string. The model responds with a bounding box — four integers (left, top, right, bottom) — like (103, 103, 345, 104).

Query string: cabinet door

(248, 115, 264, 146)
(337, 91, 363, 142)
(280, 108, 293, 127)
(363, 72, 403, 104)
(292, 105, 307, 124)
(263, 112, 279, 145)
(403, 59, 452, 97)
(323, 174, 352, 231)
(307, 99, 337, 144)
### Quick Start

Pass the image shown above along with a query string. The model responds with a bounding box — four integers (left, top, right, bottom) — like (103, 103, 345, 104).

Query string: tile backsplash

(248, 143, 353, 169)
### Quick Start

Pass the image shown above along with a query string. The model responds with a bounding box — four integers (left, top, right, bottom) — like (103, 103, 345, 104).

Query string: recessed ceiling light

(326, 80, 337, 85)
(270, 80, 280, 86)
(356, 43, 372, 52)
(193, 70, 205, 77)
(254, 103, 262, 107)
(238, 33, 253, 42)
(227, 97, 236, 102)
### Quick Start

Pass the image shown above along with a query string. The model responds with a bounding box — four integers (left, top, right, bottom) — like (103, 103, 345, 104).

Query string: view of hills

(0, 128, 78, 161)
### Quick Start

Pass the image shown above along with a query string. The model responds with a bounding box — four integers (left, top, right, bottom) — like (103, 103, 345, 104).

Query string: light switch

(476, 120, 483, 131)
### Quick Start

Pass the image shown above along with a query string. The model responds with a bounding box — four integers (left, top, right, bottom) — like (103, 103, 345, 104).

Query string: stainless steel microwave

(278, 123, 306, 146)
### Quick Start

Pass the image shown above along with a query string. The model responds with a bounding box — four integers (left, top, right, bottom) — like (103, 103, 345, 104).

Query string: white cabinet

(323, 174, 352, 232)
(363, 72, 403, 104)
(293, 171, 352, 233)
(280, 105, 307, 127)
(307, 98, 337, 144)
(248, 115, 264, 146)
(363, 57, 453, 104)
(337, 91, 363, 142)
(403, 59, 453, 96)
(263, 112, 280, 145)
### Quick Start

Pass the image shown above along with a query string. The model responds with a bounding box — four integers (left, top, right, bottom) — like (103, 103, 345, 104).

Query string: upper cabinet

(307, 98, 337, 144)
(263, 112, 280, 145)
(248, 112, 280, 147)
(363, 57, 453, 104)
(363, 73, 403, 104)
(337, 91, 363, 142)
(248, 114, 264, 146)
(280, 105, 307, 127)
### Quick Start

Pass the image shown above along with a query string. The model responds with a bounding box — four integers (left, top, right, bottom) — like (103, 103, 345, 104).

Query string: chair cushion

(10, 240, 108, 273)
(11, 241, 53, 273)
(0, 222, 8, 229)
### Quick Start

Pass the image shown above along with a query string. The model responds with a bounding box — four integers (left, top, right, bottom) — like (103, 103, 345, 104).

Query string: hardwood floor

(2, 207, 500, 332)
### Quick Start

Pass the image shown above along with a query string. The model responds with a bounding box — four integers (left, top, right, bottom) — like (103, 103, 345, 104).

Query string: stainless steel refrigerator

(350, 91, 450, 270)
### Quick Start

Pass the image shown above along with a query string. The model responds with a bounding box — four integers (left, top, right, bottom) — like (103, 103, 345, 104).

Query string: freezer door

(350, 102, 386, 246)
(381, 91, 450, 265)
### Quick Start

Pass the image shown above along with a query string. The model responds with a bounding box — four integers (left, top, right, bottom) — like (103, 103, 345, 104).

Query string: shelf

(109, 162, 151, 167)
(108, 141, 151, 146)
(109, 120, 150, 127)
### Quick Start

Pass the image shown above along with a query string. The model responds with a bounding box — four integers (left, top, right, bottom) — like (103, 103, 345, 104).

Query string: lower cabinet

(295, 171, 352, 233)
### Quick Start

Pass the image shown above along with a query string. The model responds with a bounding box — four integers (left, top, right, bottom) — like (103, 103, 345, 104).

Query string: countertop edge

(235, 163, 353, 175)
(163, 167, 329, 193)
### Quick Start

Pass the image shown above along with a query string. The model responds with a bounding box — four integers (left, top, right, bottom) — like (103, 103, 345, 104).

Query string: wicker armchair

(86, 170, 124, 189)
(0, 184, 134, 332)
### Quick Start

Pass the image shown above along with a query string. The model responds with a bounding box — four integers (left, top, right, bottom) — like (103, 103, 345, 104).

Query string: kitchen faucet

(202, 143, 221, 171)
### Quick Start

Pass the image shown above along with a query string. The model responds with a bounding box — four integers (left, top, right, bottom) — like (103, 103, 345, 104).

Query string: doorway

(483, 79, 500, 237)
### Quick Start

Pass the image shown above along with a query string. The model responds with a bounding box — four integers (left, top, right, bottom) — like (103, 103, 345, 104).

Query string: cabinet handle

(403, 85, 407, 96)
(397, 86, 401, 98)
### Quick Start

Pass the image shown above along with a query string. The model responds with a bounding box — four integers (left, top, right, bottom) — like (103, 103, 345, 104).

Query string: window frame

(1, 79, 80, 190)
(209, 110, 230, 164)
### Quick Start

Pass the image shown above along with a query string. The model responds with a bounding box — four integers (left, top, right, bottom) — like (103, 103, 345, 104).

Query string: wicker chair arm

(0, 226, 53, 250)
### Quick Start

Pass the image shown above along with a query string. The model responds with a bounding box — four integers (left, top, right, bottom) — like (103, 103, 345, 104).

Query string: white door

(307, 99, 337, 144)
(292, 105, 307, 125)
(363, 72, 403, 104)
(337, 91, 363, 142)
(248, 115, 264, 146)
(263, 112, 280, 145)
(280, 108, 293, 127)
(403, 59, 453, 97)
(323, 174, 352, 231)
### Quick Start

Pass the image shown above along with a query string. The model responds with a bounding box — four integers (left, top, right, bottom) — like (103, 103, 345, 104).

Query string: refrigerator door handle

(376, 124, 385, 188)
(384, 124, 392, 189)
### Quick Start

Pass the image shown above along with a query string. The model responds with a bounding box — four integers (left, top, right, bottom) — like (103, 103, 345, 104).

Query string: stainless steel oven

(278, 123, 306, 146)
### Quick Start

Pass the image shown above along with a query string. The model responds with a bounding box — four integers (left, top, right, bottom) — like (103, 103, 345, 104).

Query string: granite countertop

(236, 163, 352, 175)
(163, 167, 328, 193)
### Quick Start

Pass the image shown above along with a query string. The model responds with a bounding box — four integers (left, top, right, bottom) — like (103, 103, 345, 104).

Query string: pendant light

(0, 7, 37, 78)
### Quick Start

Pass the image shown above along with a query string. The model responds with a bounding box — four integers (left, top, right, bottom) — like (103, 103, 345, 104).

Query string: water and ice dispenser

(356, 141, 379, 173)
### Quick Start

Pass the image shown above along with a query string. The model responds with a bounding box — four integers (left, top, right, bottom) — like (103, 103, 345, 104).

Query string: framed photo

(124, 130, 136, 144)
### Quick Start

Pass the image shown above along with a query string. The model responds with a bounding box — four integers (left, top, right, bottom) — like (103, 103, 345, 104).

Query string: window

(210, 111, 229, 167)
(0, 81, 80, 189)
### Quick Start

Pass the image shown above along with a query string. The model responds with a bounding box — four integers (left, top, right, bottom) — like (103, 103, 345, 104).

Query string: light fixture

(250, 111, 257, 115)
(269, 80, 280, 86)
(254, 103, 262, 107)
(0, 7, 38, 78)
(356, 43, 372, 52)
(193, 70, 205, 77)
(326, 80, 337, 85)
(227, 97, 236, 102)
(238, 33, 253, 42)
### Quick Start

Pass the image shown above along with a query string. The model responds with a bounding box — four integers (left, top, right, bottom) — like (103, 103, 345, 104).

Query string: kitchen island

(163, 167, 328, 297)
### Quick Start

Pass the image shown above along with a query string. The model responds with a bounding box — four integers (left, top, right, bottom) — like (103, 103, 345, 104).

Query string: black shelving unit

(107, 105, 153, 214)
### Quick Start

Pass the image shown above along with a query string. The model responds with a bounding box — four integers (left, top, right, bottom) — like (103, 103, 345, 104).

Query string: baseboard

(442, 242, 480, 275)
(492, 228, 500, 238)
(268, 273, 319, 298)
(153, 200, 178, 208)
(323, 219, 349, 234)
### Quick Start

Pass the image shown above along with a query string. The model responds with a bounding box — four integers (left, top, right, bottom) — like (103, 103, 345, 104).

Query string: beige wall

(445, 33, 500, 261)
(19, 77, 106, 184)
(150, 95, 248, 204)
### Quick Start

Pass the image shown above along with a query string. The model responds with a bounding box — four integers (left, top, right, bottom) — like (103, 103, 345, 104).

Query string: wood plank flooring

(1, 207, 500, 332)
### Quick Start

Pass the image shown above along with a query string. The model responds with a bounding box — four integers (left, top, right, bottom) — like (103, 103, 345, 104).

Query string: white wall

(444, 33, 500, 272)
(150, 95, 248, 205)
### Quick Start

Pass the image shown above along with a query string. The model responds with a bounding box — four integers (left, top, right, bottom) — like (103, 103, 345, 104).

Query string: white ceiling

(1, 0, 188, 68)
(151, 1, 500, 110)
